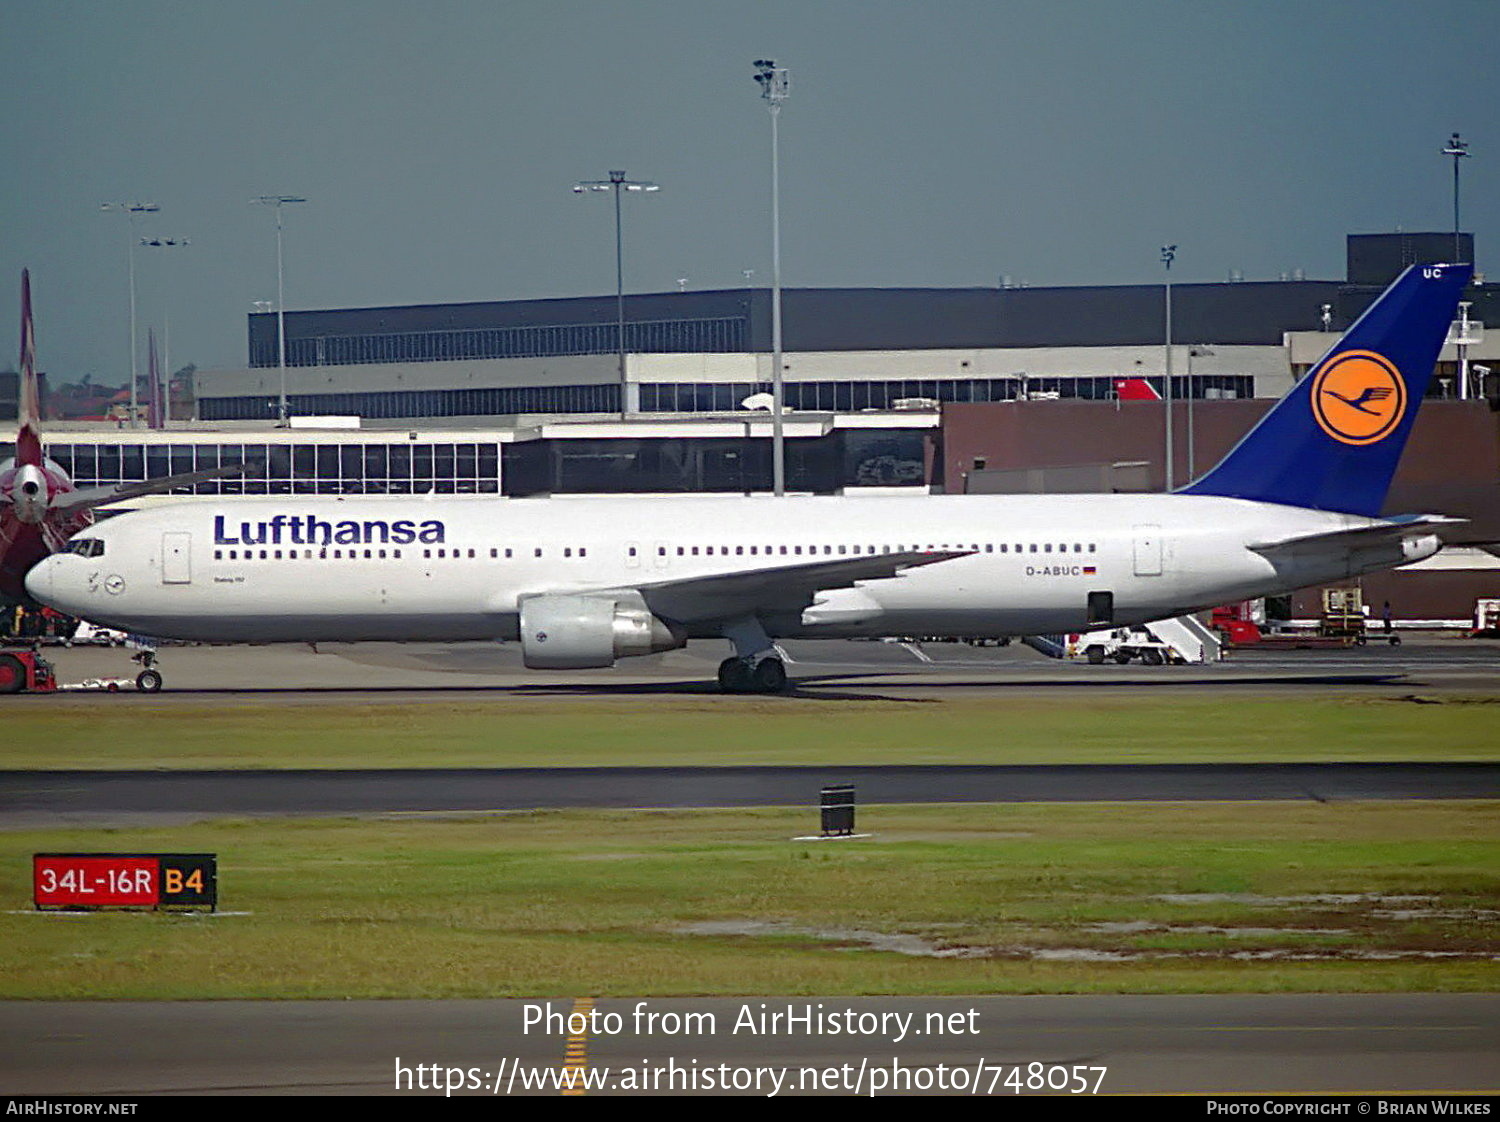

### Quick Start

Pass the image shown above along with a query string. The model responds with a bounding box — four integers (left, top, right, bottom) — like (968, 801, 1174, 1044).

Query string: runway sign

(33, 853, 217, 910)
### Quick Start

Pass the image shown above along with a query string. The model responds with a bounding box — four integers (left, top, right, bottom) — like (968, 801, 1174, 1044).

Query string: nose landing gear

(131, 649, 163, 693)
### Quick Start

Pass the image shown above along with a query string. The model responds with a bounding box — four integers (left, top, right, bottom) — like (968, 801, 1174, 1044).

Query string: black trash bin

(820, 784, 855, 836)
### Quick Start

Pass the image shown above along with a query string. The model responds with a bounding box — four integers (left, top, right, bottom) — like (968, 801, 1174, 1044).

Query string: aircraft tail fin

(1181, 262, 1471, 516)
(146, 328, 164, 430)
(15, 270, 42, 467)
(1114, 376, 1162, 401)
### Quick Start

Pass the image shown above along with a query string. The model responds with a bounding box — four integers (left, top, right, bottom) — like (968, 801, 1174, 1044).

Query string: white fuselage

(24, 492, 1437, 645)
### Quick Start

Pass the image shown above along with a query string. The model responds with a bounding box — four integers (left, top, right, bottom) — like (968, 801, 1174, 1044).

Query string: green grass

(3, 802, 1496, 998)
(4, 693, 1499, 769)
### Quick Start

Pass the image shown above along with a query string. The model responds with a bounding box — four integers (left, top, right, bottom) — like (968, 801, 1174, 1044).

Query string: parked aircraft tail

(1114, 376, 1162, 401)
(15, 269, 42, 467)
(1182, 262, 1471, 516)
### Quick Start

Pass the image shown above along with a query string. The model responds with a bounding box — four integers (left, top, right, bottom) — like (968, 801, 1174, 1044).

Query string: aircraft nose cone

(23, 556, 53, 604)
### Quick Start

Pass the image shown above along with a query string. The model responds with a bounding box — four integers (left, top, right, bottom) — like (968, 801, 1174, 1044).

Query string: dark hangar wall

(251, 280, 1343, 366)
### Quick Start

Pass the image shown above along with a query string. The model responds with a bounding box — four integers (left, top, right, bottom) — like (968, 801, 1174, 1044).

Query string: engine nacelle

(11, 463, 48, 525)
(519, 594, 686, 669)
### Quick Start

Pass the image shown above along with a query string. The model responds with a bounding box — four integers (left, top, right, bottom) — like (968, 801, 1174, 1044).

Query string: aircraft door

(653, 540, 671, 570)
(161, 532, 192, 584)
(625, 541, 641, 569)
(1087, 590, 1114, 626)
(1132, 524, 1163, 576)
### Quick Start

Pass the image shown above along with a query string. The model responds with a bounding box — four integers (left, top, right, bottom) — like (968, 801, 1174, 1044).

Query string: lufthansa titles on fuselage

(213, 514, 446, 547)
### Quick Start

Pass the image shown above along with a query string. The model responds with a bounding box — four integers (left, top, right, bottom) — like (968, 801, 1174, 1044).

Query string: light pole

(1453, 301, 1478, 400)
(755, 58, 790, 495)
(573, 171, 659, 419)
(253, 195, 306, 426)
(1441, 132, 1470, 262)
(1161, 245, 1176, 491)
(1186, 346, 1214, 479)
(140, 237, 189, 424)
(100, 202, 160, 429)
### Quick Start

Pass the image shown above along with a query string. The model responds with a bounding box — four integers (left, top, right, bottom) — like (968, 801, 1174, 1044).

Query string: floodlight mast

(1186, 345, 1213, 479)
(755, 59, 791, 496)
(1161, 245, 1177, 490)
(139, 236, 191, 424)
(573, 171, 659, 419)
(252, 195, 307, 426)
(1441, 132, 1470, 263)
(100, 202, 161, 429)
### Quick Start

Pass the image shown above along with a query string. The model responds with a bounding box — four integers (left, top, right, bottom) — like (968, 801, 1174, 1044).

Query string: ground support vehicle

(0, 647, 57, 692)
(1474, 599, 1500, 638)
(1067, 627, 1183, 666)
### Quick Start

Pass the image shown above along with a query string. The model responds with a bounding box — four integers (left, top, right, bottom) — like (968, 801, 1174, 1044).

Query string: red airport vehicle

(0, 647, 56, 693)
(1210, 603, 1262, 646)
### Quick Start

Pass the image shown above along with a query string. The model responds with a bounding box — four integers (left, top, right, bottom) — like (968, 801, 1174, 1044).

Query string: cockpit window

(65, 538, 105, 558)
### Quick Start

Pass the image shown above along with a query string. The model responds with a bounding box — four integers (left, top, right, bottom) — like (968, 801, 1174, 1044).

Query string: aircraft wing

(47, 463, 260, 517)
(1247, 515, 1466, 556)
(618, 549, 970, 624)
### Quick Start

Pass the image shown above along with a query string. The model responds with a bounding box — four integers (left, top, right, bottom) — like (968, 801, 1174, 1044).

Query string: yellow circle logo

(1310, 349, 1406, 446)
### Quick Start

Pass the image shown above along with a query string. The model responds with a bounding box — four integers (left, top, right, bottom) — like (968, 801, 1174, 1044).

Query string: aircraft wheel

(0, 654, 25, 694)
(1390, 635, 1402, 647)
(1085, 646, 1106, 665)
(717, 657, 752, 693)
(135, 669, 163, 693)
(752, 657, 788, 694)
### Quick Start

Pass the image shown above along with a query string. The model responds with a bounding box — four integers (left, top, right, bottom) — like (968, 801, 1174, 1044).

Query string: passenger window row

(215, 548, 402, 561)
(631, 541, 1099, 558)
(212, 540, 1099, 564)
(211, 546, 596, 562)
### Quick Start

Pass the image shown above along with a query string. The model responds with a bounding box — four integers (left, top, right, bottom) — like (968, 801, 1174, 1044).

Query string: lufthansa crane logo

(1310, 349, 1407, 446)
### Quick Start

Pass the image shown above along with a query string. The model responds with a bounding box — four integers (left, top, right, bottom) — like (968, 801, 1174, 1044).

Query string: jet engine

(10, 463, 48, 524)
(519, 593, 686, 669)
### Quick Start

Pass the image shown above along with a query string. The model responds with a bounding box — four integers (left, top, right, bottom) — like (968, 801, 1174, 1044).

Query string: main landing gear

(717, 616, 790, 694)
(716, 654, 788, 694)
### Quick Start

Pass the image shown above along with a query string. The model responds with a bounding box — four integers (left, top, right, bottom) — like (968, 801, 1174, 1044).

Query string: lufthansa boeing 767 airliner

(24, 263, 1472, 692)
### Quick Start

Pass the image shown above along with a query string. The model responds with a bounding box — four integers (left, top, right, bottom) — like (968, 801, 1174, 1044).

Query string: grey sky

(2, 0, 1495, 383)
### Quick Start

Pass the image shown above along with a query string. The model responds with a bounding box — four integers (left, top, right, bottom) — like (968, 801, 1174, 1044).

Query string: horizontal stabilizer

(1247, 515, 1464, 556)
(47, 462, 262, 516)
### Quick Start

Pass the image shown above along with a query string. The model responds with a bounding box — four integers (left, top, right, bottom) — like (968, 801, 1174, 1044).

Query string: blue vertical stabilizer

(1182, 263, 1471, 515)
